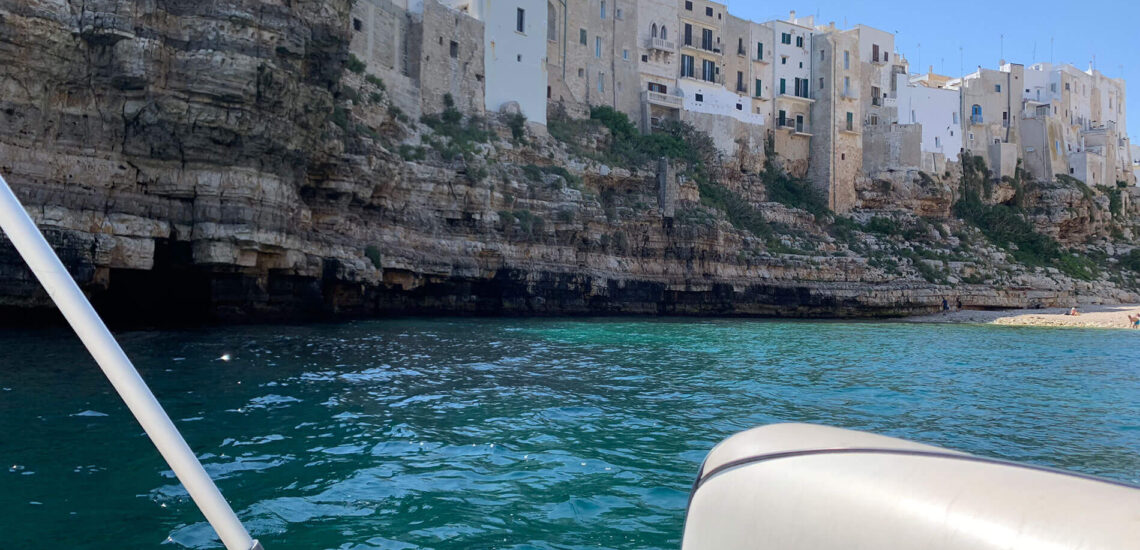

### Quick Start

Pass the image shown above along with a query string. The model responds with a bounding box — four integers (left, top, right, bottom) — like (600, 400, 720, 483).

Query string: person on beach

(942, 298, 949, 312)
(1129, 314, 1140, 329)
(1067, 307, 1080, 316)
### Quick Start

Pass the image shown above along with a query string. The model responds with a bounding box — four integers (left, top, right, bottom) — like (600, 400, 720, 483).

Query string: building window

(757, 42, 763, 60)
(449, 41, 458, 58)
(796, 114, 804, 132)
(819, 49, 825, 61)
(736, 71, 745, 92)
(548, 5, 557, 40)
(781, 56, 787, 65)
(352, 18, 362, 32)
(600, 1, 606, 19)
(516, 8, 525, 33)
(778, 110, 786, 126)
(843, 76, 850, 96)
(622, 49, 629, 60)
(652, 23, 657, 38)
(738, 38, 745, 56)
(755, 79, 762, 97)
(971, 104, 982, 123)
(796, 36, 803, 47)
(616, 8, 622, 19)
(598, 73, 605, 92)
(685, 1, 693, 10)
(578, 68, 584, 77)
(517, 54, 522, 62)
(870, 115, 878, 125)
(843, 50, 849, 69)
(648, 82, 667, 93)
(706, 6, 713, 16)
(819, 77, 824, 90)
(596, 36, 602, 57)
(641, 54, 648, 62)
(935, 136, 942, 147)
(911, 109, 916, 123)
(846, 111, 853, 131)
(580, 29, 587, 45)
(736, 103, 743, 110)
(702, 59, 716, 82)
(871, 86, 880, 105)
(701, 28, 713, 51)
(681, 54, 694, 78)
(781, 33, 791, 45)
(779, 78, 786, 95)
(841, 153, 845, 160)
(684, 24, 692, 46)
(952, 111, 959, 124)
(661, 26, 667, 40)
(695, 93, 704, 102)
(994, 84, 1001, 93)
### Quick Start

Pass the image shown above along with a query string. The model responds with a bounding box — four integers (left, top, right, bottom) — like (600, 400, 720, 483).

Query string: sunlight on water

(1, 319, 1138, 549)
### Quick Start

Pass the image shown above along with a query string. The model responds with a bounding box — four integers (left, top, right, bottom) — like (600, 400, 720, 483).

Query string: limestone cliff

(0, 0, 1137, 324)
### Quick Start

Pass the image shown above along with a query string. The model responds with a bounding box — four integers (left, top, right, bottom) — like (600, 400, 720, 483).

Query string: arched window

(547, 2, 557, 41)
(651, 23, 657, 38)
(971, 104, 982, 122)
(660, 26, 667, 40)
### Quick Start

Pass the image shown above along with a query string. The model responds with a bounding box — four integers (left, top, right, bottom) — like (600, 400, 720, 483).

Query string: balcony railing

(646, 37, 676, 52)
(871, 97, 881, 106)
(971, 114, 984, 124)
(643, 90, 683, 108)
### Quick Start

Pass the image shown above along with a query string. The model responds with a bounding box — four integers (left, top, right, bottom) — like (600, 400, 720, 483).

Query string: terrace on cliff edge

(0, 0, 1138, 325)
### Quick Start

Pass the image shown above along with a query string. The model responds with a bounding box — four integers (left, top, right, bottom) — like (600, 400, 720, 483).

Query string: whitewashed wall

(896, 74, 962, 161)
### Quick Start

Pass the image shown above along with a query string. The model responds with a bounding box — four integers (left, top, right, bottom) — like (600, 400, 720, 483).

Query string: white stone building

(896, 71, 962, 172)
(448, 0, 549, 125)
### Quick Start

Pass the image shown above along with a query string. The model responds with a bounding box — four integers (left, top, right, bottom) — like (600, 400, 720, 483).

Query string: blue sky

(726, 0, 1140, 142)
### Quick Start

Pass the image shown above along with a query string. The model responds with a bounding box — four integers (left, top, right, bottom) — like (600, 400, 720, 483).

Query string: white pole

(0, 173, 261, 550)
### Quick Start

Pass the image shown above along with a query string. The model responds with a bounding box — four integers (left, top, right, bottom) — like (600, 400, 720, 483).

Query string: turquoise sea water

(1, 319, 1138, 549)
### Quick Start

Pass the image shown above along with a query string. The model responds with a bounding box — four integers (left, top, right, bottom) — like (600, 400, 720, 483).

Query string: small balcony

(971, 114, 984, 124)
(777, 93, 814, 104)
(646, 37, 676, 52)
(643, 90, 683, 109)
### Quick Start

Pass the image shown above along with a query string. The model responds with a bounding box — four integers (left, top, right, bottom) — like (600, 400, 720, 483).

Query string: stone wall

(863, 123, 921, 174)
(351, 0, 423, 119)
(418, 0, 485, 115)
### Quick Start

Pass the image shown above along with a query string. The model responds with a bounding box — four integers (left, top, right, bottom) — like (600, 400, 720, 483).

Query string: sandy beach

(909, 304, 1140, 329)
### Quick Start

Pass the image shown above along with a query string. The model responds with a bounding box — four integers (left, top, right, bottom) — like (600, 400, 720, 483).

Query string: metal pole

(0, 173, 261, 550)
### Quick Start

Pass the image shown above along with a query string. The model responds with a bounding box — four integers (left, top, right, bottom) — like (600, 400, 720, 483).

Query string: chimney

(789, 10, 796, 22)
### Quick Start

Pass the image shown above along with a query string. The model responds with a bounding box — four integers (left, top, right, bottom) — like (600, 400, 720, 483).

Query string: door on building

(795, 114, 804, 133)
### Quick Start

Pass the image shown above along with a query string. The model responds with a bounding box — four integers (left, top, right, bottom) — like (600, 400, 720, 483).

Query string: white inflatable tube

(683, 423, 1140, 550)
(0, 173, 261, 550)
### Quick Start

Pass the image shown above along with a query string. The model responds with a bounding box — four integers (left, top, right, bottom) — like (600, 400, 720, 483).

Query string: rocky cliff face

(0, 1, 1137, 324)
